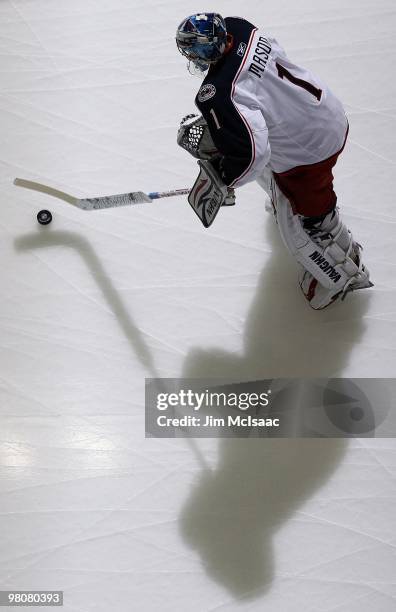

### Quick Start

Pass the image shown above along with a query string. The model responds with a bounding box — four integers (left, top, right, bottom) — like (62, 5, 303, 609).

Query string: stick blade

(14, 178, 153, 210)
(14, 178, 78, 205)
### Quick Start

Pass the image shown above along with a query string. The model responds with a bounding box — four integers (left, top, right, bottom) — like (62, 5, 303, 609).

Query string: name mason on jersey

(248, 36, 272, 79)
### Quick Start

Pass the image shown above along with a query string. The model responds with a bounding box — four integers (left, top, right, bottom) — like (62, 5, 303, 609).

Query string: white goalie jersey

(195, 17, 349, 187)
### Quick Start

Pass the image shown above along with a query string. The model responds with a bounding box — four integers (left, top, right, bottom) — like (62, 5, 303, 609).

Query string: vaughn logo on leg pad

(309, 251, 341, 283)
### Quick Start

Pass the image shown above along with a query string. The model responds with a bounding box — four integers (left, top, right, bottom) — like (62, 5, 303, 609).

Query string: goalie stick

(14, 178, 190, 210)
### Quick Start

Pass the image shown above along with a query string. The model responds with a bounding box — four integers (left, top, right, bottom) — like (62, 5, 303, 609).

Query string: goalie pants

(273, 125, 349, 217)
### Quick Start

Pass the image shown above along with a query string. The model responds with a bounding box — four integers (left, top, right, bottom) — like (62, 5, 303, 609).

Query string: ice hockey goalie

(175, 12, 373, 309)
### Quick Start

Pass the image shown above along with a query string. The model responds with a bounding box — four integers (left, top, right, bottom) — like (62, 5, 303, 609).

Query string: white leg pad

(272, 183, 348, 290)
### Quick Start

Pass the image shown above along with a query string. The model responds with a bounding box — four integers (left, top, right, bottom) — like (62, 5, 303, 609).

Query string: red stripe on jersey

(229, 28, 258, 188)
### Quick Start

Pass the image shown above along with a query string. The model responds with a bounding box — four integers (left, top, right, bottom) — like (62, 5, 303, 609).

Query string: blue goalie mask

(176, 13, 227, 72)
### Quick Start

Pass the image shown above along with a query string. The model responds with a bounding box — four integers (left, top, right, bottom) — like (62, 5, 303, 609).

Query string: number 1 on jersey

(276, 62, 322, 102)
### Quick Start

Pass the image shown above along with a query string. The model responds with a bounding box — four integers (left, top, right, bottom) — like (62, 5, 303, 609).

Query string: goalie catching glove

(188, 159, 234, 227)
(177, 113, 219, 160)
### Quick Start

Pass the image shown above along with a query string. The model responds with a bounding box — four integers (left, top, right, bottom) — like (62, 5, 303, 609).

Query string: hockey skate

(298, 209, 373, 309)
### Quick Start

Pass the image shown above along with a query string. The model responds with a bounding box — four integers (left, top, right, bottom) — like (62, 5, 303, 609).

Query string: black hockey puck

(37, 210, 52, 225)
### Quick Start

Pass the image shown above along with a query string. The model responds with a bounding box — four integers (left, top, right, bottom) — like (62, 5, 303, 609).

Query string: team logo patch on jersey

(237, 42, 247, 57)
(198, 84, 216, 102)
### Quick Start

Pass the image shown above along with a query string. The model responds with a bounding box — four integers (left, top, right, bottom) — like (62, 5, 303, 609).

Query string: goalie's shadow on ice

(13, 221, 370, 600)
(178, 218, 370, 598)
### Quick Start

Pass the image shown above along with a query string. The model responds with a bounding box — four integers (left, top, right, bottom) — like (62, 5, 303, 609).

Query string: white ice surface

(1, 1, 396, 610)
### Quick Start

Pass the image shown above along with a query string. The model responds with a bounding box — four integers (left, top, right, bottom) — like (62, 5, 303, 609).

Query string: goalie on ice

(175, 13, 373, 309)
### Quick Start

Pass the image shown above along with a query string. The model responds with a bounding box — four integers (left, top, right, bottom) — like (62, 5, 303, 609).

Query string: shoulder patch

(198, 83, 216, 103)
(237, 42, 247, 57)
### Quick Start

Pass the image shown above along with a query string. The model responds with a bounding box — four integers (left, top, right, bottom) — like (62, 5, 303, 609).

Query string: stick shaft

(149, 189, 190, 200)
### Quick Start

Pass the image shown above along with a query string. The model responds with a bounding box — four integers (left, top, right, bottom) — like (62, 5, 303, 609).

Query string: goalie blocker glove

(179, 114, 235, 225)
(188, 159, 230, 227)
